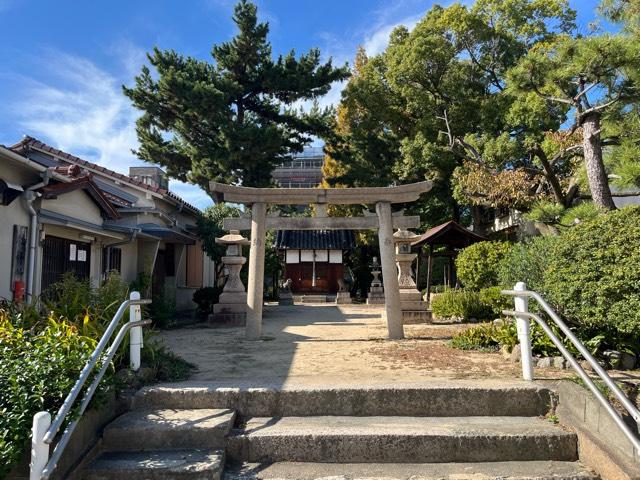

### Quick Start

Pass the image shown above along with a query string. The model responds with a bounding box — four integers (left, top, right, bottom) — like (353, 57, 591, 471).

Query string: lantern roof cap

(393, 228, 420, 242)
(215, 229, 250, 245)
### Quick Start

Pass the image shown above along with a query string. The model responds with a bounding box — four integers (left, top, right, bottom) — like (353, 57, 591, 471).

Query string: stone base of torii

(209, 181, 432, 340)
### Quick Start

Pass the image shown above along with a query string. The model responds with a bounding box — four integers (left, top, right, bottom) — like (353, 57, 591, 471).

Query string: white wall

(0, 198, 31, 299)
(0, 161, 41, 300)
(41, 190, 103, 226)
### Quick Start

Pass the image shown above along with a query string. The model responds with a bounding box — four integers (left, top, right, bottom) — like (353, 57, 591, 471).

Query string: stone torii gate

(209, 181, 432, 340)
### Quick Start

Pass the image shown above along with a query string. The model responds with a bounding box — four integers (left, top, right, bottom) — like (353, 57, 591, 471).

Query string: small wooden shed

(411, 220, 486, 304)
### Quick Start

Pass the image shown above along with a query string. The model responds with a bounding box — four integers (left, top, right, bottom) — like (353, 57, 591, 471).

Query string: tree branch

(580, 92, 623, 117)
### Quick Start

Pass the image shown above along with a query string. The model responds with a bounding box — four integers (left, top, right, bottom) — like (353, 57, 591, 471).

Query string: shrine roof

(411, 220, 486, 249)
(275, 230, 356, 250)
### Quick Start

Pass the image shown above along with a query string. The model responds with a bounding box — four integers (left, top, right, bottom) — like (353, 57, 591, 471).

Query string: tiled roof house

(0, 136, 215, 310)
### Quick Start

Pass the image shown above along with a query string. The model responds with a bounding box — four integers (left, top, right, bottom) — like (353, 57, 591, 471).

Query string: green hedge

(455, 241, 512, 290)
(543, 206, 640, 338)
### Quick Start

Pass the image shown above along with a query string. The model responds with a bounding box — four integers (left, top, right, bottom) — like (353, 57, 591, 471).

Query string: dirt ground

(158, 304, 579, 387)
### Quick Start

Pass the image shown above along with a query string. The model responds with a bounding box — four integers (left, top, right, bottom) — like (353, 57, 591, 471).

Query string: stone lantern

(367, 256, 385, 304)
(393, 229, 431, 323)
(212, 230, 250, 324)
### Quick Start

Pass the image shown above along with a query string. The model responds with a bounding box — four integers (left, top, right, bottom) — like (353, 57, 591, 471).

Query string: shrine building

(274, 229, 355, 294)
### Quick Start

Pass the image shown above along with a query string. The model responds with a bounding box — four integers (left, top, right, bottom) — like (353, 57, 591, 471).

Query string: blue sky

(0, 0, 604, 209)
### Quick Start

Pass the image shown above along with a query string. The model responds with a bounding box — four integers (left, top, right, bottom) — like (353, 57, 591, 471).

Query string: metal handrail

(30, 294, 151, 480)
(502, 286, 640, 453)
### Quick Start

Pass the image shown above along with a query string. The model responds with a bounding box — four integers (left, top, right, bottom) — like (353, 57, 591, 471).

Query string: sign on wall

(11, 225, 27, 290)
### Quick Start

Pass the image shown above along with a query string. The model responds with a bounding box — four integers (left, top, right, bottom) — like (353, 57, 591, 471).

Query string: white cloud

(363, 14, 421, 56)
(10, 50, 213, 210)
(170, 180, 214, 209)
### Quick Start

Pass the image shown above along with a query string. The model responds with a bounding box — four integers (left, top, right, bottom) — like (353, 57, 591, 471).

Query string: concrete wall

(544, 379, 640, 480)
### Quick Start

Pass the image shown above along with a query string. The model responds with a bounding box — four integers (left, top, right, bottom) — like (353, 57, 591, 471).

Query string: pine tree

(124, 0, 349, 192)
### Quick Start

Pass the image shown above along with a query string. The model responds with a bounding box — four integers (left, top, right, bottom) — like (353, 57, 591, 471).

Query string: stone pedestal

(335, 291, 352, 304)
(367, 256, 385, 304)
(212, 231, 250, 326)
(278, 279, 294, 306)
(394, 229, 431, 324)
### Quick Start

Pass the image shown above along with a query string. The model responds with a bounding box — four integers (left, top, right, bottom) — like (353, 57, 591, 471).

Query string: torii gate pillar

(376, 201, 404, 339)
(246, 202, 267, 340)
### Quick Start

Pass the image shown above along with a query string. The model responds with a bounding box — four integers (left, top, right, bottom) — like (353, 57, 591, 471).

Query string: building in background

(271, 146, 324, 188)
(0, 136, 215, 310)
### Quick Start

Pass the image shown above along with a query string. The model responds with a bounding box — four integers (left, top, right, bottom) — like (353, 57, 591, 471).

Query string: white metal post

(514, 282, 534, 381)
(30, 411, 51, 480)
(129, 291, 142, 371)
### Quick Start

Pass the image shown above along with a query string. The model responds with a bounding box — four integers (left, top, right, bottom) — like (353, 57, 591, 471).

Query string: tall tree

(124, 0, 349, 192)
(325, 0, 576, 226)
(507, 31, 640, 210)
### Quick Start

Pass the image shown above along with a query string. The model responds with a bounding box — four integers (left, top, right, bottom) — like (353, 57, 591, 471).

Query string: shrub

(193, 286, 223, 317)
(0, 313, 100, 477)
(150, 294, 177, 329)
(449, 322, 500, 351)
(524, 201, 565, 224)
(431, 289, 492, 321)
(478, 286, 512, 317)
(560, 201, 600, 226)
(497, 235, 559, 292)
(449, 319, 560, 357)
(456, 241, 512, 290)
(543, 206, 640, 338)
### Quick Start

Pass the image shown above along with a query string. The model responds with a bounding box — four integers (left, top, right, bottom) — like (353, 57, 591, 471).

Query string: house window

(103, 247, 122, 273)
(186, 242, 203, 288)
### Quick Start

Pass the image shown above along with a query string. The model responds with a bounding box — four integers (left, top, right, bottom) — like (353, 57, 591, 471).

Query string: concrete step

(83, 449, 224, 480)
(298, 295, 329, 303)
(224, 460, 599, 479)
(227, 416, 578, 464)
(102, 408, 235, 451)
(133, 383, 553, 418)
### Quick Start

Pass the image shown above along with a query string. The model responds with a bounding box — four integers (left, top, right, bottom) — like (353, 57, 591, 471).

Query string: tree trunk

(533, 146, 567, 207)
(582, 113, 616, 210)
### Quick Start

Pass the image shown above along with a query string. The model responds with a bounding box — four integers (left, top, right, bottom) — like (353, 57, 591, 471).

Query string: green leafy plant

(497, 235, 560, 292)
(456, 241, 512, 290)
(478, 286, 512, 317)
(560, 201, 600, 226)
(0, 313, 100, 477)
(524, 201, 565, 224)
(543, 206, 640, 339)
(431, 289, 493, 321)
(193, 286, 223, 317)
(449, 323, 501, 351)
(149, 294, 177, 329)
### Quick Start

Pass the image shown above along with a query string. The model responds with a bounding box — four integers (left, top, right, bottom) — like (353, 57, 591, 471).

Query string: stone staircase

(81, 383, 598, 480)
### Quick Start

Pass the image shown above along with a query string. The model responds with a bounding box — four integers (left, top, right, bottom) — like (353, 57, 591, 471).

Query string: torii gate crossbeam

(209, 181, 432, 340)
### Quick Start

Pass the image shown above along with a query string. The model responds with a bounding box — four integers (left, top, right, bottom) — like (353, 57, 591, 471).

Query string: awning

(137, 223, 197, 244)
(39, 209, 125, 240)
